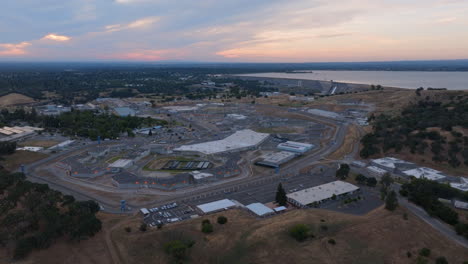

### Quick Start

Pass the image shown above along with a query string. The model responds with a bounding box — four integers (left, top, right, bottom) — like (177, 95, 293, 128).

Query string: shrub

(217, 216, 228, 225)
(406, 251, 412, 258)
(419, 247, 431, 257)
(328, 239, 336, 245)
(289, 224, 310, 242)
(435, 256, 448, 264)
(164, 240, 188, 261)
(139, 223, 147, 232)
(124, 227, 131, 233)
(201, 222, 213, 234)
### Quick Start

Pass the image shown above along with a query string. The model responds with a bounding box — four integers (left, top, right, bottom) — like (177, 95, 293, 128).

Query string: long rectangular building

(277, 141, 314, 153)
(287, 181, 360, 207)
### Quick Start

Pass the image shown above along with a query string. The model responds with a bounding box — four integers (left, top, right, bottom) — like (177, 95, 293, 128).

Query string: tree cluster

(0, 171, 102, 260)
(360, 99, 468, 168)
(400, 178, 468, 238)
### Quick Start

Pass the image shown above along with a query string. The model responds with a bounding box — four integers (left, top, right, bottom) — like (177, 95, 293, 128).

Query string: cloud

(104, 16, 159, 32)
(41, 33, 72, 42)
(101, 48, 186, 61)
(0, 42, 31, 56)
(435, 17, 457, 24)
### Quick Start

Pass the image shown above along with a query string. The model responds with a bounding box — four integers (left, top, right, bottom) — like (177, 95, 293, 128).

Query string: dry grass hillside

(112, 207, 468, 264)
(0, 93, 35, 107)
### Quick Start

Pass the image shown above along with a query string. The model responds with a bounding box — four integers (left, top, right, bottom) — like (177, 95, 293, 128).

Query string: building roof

(402, 167, 446, 181)
(190, 171, 214, 180)
(450, 177, 468, 192)
(109, 159, 134, 168)
(246, 203, 275, 216)
(367, 166, 387, 174)
(287, 181, 359, 205)
(371, 157, 414, 169)
(453, 200, 468, 210)
(260, 151, 296, 164)
(273, 206, 287, 212)
(277, 141, 314, 152)
(174, 129, 269, 155)
(114, 107, 136, 116)
(197, 199, 236, 213)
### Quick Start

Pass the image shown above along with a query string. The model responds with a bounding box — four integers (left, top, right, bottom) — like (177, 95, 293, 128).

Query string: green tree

(217, 216, 228, 225)
(435, 256, 448, 264)
(419, 248, 431, 257)
(336, 164, 350, 180)
(164, 240, 188, 262)
(289, 224, 310, 242)
(275, 183, 287, 206)
(385, 190, 398, 211)
(201, 221, 213, 234)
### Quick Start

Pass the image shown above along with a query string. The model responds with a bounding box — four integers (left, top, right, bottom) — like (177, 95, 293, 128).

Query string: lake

(238, 71, 468, 90)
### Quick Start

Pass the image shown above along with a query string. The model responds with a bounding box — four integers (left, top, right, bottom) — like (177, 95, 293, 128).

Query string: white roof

(260, 151, 296, 163)
(109, 159, 134, 168)
(227, 114, 247, 120)
(278, 141, 314, 151)
(371, 157, 412, 169)
(175, 129, 269, 155)
(367, 166, 387, 174)
(190, 171, 213, 180)
(307, 109, 341, 119)
(16, 146, 44, 152)
(246, 203, 274, 216)
(402, 167, 446, 181)
(453, 200, 468, 210)
(197, 199, 236, 213)
(287, 181, 359, 205)
(273, 206, 287, 212)
(140, 208, 150, 215)
(450, 178, 468, 192)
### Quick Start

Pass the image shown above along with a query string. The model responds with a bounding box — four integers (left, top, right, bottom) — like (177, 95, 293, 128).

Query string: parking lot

(143, 202, 197, 227)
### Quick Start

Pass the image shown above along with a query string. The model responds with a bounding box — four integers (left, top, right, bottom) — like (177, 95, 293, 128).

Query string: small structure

(351, 161, 367, 168)
(16, 146, 44, 152)
(453, 200, 468, 210)
(366, 166, 387, 178)
(277, 141, 314, 153)
(370, 157, 416, 173)
(307, 109, 342, 119)
(114, 107, 136, 117)
(109, 159, 134, 169)
(273, 206, 287, 213)
(256, 151, 297, 168)
(140, 208, 150, 216)
(196, 199, 237, 214)
(246, 203, 275, 217)
(287, 181, 360, 208)
(49, 140, 75, 150)
(227, 114, 247, 120)
(190, 171, 214, 182)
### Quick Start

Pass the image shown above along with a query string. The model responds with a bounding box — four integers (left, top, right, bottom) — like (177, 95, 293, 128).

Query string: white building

(307, 109, 342, 119)
(16, 146, 44, 152)
(109, 159, 134, 169)
(366, 166, 387, 178)
(450, 177, 468, 192)
(227, 114, 247, 120)
(256, 151, 297, 168)
(246, 203, 275, 217)
(190, 171, 214, 180)
(174, 129, 269, 155)
(277, 141, 314, 153)
(197, 199, 237, 214)
(287, 181, 360, 207)
(402, 167, 446, 181)
(370, 157, 415, 173)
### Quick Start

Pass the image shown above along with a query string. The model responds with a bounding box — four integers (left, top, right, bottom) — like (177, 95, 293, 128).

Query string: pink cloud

(41, 33, 71, 42)
(100, 48, 187, 61)
(0, 42, 31, 56)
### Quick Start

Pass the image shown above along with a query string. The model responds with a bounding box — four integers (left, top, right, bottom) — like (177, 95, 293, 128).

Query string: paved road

(392, 184, 468, 249)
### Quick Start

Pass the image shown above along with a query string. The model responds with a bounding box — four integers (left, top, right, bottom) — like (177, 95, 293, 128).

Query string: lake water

(238, 71, 468, 90)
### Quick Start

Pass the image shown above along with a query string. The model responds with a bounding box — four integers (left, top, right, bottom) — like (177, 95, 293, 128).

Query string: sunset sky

(1, 0, 468, 62)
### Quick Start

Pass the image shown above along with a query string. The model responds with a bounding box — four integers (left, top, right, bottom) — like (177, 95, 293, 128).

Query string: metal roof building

(277, 141, 314, 153)
(246, 203, 275, 217)
(256, 151, 297, 168)
(287, 181, 360, 207)
(197, 199, 237, 214)
(402, 167, 446, 181)
(114, 107, 136, 117)
(109, 159, 134, 169)
(174, 129, 269, 155)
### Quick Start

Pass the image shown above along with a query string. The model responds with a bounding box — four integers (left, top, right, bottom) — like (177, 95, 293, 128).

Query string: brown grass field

(0, 93, 35, 107)
(0, 151, 49, 172)
(8, 205, 468, 264)
(18, 140, 60, 148)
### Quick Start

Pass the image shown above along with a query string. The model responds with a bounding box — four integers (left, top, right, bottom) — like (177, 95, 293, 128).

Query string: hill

(0, 93, 35, 107)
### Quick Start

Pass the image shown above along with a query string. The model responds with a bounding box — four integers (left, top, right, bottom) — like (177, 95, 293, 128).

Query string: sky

(0, 0, 468, 62)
